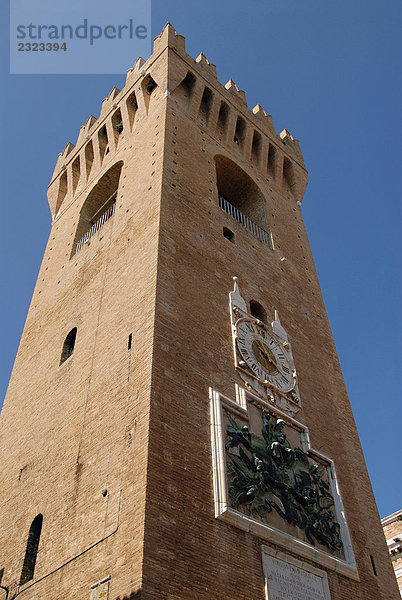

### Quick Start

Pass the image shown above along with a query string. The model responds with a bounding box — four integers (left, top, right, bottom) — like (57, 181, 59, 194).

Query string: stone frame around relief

(209, 386, 359, 580)
(261, 545, 331, 600)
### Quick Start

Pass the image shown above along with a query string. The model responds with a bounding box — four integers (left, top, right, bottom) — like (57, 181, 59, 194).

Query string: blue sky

(0, 0, 400, 519)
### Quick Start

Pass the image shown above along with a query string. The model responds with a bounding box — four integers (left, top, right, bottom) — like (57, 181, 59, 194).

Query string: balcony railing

(74, 201, 115, 254)
(219, 195, 272, 248)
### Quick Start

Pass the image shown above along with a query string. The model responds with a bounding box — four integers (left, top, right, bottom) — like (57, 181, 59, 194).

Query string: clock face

(236, 319, 295, 393)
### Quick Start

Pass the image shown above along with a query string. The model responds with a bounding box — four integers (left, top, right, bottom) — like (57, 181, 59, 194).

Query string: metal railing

(74, 201, 115, 254)
(219, 195, 272, 248)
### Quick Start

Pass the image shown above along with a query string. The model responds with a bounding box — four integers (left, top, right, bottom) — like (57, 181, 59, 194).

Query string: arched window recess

(215, 155, 273, 248)
(20, 514, 43, 585)
(250, 300, 267, 324)
(60, 327, 77, 365)
(72, 161, 123, 255)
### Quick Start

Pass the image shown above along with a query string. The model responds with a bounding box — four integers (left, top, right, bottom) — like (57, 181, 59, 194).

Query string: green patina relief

(226, 411, 343, 553)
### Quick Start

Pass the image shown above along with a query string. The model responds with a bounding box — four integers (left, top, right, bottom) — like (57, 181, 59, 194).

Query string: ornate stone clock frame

(229, 277, 301, 417)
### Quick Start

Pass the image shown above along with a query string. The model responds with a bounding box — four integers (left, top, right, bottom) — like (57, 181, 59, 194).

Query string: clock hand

(250, 322, 278, 369)
(250, 322, 266, 353)
(258, 345, 276, 366)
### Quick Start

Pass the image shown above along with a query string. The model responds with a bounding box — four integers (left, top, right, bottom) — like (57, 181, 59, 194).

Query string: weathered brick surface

(0, 24, 398, 600)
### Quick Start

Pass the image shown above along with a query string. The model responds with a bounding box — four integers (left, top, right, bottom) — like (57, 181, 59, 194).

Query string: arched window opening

(217, 101, 229, 136)
(72, 156, 80, 195)
(215, 154, 272, 247)
(55, 170, 68, 215)
(112, 108, 123, 143)
(20, 514, 43, 585)
(85, 140, 94, 179)
(72, 161, 123, 255)
(98, 126, 109, 163)
(234, 117, 245, 147)
(126, 91, 138, 130)
(252, 131, 261, 161)
(199, 87, 213, 121)
(60, 327, 77, 365)
(250, 300, 267, 324)
(267, 144, 277, 178)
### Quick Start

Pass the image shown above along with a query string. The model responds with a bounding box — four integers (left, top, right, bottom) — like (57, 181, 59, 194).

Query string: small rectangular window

(128, 333, 132, 350)
(223, 227, 235, 243)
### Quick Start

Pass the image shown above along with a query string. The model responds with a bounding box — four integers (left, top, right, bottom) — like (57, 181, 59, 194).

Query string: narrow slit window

(267, 144, 277, 178)
(55, 170, 68, 215)
(126, 91, 138, 130)
(217, 102, 229, 135)
(370, 554, 378, 576)
(199, 87, 213, 121)
(60, 327, 77, 365)
(72, 156, 80, 195)
(234, 117, 246, 147)
(283, 156, 295, 195)
(128, 333, 132, 350)
(112, 108, 123, 143)
(98, 126, 109, 163)
(85, 141, 94, 179)
(252, 131, 261, 161)
(20, 514, 43, 585)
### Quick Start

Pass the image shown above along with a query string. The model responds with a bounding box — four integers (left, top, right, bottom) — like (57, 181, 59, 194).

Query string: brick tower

(0, 25, 398, 600)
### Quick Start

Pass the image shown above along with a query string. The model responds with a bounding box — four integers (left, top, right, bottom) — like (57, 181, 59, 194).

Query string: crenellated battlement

(48, 23, 307, 219)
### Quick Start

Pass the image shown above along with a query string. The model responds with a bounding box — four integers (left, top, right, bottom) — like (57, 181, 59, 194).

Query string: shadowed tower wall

(0, 24, 398, 600)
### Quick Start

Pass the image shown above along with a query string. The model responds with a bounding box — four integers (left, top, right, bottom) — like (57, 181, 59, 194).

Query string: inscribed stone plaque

(263, 554, 331, 600)
(90, 580, 110, 600)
